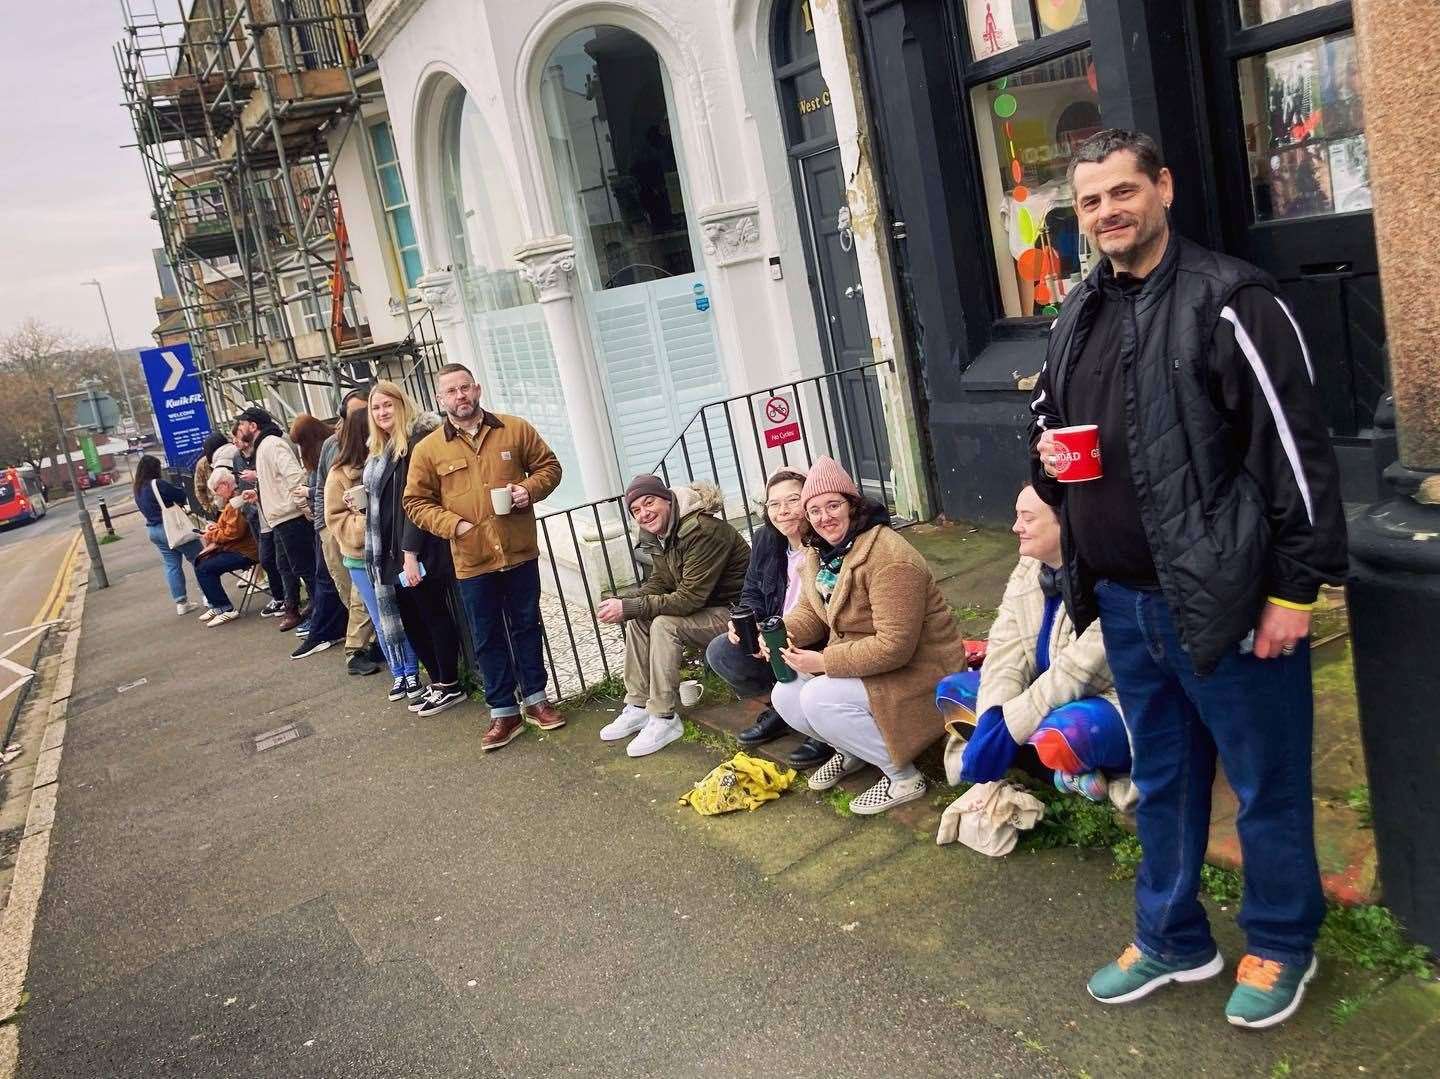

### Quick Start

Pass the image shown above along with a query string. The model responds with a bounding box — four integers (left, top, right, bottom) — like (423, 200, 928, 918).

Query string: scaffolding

(116, 0, 441, 426)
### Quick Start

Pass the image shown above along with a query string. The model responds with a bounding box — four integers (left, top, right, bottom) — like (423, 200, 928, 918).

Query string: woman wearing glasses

(703, 468, 836, 768)
(766, 457, 965, 815)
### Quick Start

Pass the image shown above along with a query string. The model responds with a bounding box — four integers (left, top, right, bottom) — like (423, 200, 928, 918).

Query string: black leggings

(394, 572, 462, 685)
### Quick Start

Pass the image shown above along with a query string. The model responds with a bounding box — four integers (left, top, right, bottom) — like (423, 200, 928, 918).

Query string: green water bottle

(760, 616, 796, 683)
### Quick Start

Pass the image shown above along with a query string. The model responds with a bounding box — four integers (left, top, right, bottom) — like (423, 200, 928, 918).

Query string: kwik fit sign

(139, 343, 211, 470)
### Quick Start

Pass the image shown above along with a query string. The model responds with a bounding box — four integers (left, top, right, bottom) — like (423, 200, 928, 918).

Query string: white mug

(490, 486, 513, 515)
(346, 484, 368, 512)
(679, 679, 705, 707)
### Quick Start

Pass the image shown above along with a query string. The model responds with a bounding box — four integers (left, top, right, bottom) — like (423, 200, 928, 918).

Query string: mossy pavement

(582, 517, 1438, 1076)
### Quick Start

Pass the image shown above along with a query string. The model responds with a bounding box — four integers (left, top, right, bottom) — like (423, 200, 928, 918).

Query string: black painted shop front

(851, 0, 1383, 525)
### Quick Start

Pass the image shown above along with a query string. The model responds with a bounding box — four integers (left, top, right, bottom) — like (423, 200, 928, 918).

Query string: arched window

(539, 26, 731, 488)
(437, 86, 582, 507)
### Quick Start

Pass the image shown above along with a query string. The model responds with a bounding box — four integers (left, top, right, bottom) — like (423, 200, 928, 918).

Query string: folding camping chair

(229, 565, 270, 616)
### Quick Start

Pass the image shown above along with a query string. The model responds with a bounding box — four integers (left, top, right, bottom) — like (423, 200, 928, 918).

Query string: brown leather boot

(481, 715, 525, 752)
(523, 701, 566, 731)
(276, 607, 302, 632)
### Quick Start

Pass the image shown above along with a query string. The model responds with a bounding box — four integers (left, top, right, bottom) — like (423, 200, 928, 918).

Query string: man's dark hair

(1066, 128, 1165, 187)
(436, 363, 471, 379)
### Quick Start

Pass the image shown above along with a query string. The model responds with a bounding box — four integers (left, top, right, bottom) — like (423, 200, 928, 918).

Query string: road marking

(29, 533, 81, 627)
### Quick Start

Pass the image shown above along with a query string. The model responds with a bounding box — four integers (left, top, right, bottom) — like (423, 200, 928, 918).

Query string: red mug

(1051, 424, 1103, 483)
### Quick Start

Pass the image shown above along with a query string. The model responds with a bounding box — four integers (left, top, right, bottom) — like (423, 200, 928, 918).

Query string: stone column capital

(698, 202, 763, 267)
(514, 235, 578, 303)
(415, 268, 464, 326)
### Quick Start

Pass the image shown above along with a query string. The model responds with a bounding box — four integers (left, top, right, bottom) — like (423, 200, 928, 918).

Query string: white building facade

(348, 0, 929, 515)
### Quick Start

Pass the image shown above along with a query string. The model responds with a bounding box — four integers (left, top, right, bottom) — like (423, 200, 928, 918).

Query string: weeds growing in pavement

(1318, 903, 1433, 979)
(1020, 787, 1129, 852)
(1330, 995, 1364, 1024)
(1269, 1057, 1293, 1078)
(558, 672, 627, 711)
(1201, 864, 1244, 905)
(822, 787, 855, 816)
(680, 717, 740, 757)
(98, 532, 122, 544)
(1344, 784, 1373, 828)
(1111, 834, 1143, 880)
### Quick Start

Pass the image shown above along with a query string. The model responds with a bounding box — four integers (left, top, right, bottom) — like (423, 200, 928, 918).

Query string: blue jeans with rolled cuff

(1094, 579, 1324, 968)
(456, 558, 548, 719)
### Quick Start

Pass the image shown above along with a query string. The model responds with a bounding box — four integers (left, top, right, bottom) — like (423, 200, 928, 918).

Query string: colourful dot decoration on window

(994, 93, 1018, 118)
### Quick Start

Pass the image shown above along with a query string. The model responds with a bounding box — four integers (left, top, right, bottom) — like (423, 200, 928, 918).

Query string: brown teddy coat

(784, 524, 966, 767)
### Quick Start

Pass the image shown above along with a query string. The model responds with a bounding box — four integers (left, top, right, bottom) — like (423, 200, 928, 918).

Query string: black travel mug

(731, 603, 760, 655)
(760, 616, 796, 683)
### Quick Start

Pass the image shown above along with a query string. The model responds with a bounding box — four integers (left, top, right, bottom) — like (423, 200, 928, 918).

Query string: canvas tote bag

(152, 479, 198, 548)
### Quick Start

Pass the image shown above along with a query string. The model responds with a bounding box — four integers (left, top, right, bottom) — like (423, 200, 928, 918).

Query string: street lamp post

(81, 279, 139, 432)
(48, 388, 109, 590)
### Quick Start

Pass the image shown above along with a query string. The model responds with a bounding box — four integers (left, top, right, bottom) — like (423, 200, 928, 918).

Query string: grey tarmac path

(14, 534, 1050, 1078)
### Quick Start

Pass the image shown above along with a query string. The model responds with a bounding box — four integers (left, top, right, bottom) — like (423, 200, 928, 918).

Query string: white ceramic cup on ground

(490, 486, 513, 515)
(679, 679, 705, 707)
(346, 484, 368, 512)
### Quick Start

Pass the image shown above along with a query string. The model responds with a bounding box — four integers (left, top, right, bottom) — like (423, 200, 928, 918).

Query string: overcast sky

(0, 5, 162, 350)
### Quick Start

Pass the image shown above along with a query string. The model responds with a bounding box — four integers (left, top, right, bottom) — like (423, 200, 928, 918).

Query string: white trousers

(771, 673, 918, 782)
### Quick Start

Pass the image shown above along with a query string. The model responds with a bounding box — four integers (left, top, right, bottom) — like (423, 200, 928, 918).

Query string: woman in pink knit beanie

(762, 457, 965, 815)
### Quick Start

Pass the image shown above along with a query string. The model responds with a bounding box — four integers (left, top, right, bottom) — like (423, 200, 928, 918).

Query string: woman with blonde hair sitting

(767, 457, 965, 815)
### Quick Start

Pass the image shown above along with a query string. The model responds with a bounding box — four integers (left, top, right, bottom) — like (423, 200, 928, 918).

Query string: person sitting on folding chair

(194, 468, 260, 627)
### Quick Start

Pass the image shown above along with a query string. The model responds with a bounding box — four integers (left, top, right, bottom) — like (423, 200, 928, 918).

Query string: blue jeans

(347, 566, 418, 677)
(146, 523, 202, 603)
(304, 533, 348, 642)
(194, 550, 254, 611)
(705, 632, 775, 699)
(1094, 580, 1324, 967)
(456, 558, 548, 719)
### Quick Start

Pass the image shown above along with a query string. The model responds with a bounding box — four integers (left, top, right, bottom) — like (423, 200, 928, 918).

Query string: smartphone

(397, 562, 427, 588)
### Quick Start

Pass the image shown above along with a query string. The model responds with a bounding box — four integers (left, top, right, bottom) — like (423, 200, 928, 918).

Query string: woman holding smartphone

(364, 381, 465, 717)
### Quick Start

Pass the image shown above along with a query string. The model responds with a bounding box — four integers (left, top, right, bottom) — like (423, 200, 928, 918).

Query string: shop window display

(964, 0, 1088, 62)
(970, 47, 1100, 317)
(1238, 0, 1343, 30)
(1238, 31, 1369, 222)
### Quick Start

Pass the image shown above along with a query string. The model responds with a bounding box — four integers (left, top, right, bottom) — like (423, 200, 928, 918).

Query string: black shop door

(798, 145, 892, 492)
(1202, 0, 1387, 463)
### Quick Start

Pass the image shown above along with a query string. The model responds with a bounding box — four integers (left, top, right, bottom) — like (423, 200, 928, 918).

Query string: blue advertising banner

(139, 343, 211, 470)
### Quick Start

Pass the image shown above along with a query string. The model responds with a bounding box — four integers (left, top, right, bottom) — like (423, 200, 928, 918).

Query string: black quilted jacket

(1029, 235, 1348, 673)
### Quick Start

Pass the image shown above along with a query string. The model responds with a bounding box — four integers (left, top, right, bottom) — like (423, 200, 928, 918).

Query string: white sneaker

(208, 609, 240, 627)
(807, 752, 867, 791)
(626, 714, 684, 758)
(600, 703, 650, 742)
(176, 600, 196, 616)
(197, 608, 217, 622)
(850, 773, 927, 816)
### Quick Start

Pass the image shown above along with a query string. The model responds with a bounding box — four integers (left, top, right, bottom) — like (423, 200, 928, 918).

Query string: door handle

(1300, 261, 1353, 279)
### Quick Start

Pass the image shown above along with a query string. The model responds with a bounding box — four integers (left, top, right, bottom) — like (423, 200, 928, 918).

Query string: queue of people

(134, 125, 1345, 1031)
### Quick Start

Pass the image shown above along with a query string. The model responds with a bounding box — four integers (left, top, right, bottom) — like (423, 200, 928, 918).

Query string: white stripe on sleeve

(1274, 297, 1316, 385)
(1220, 305, 1315, 525)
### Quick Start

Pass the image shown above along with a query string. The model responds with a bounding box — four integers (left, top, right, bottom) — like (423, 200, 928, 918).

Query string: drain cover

(251, 722, 312, 753)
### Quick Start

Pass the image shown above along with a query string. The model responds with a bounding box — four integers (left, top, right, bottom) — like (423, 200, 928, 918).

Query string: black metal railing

(649, 359, 895, 543)
(524, 360, 899, 704)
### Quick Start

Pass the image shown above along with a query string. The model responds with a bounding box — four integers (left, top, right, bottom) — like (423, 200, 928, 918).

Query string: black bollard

(1348, 479, 1440, 955)
(98, 497, 115, 537)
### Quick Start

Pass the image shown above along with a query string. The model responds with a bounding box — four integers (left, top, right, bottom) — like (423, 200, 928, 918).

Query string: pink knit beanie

(800, 456, 860, 510)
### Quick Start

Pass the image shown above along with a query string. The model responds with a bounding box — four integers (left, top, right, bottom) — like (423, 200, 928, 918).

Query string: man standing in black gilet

(1029, 130, 1348, 1029)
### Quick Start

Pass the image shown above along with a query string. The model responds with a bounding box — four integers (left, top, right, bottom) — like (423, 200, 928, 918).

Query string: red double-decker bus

(0, 467, 48, 528)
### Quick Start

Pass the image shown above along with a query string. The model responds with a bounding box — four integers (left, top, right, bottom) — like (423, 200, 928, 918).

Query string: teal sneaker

(1088, 943, 1225, 1004)
(1225, 954, 1318, 1029)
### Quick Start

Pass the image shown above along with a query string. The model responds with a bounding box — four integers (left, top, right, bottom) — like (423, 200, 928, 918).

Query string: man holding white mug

(403, 364, 565, 751)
